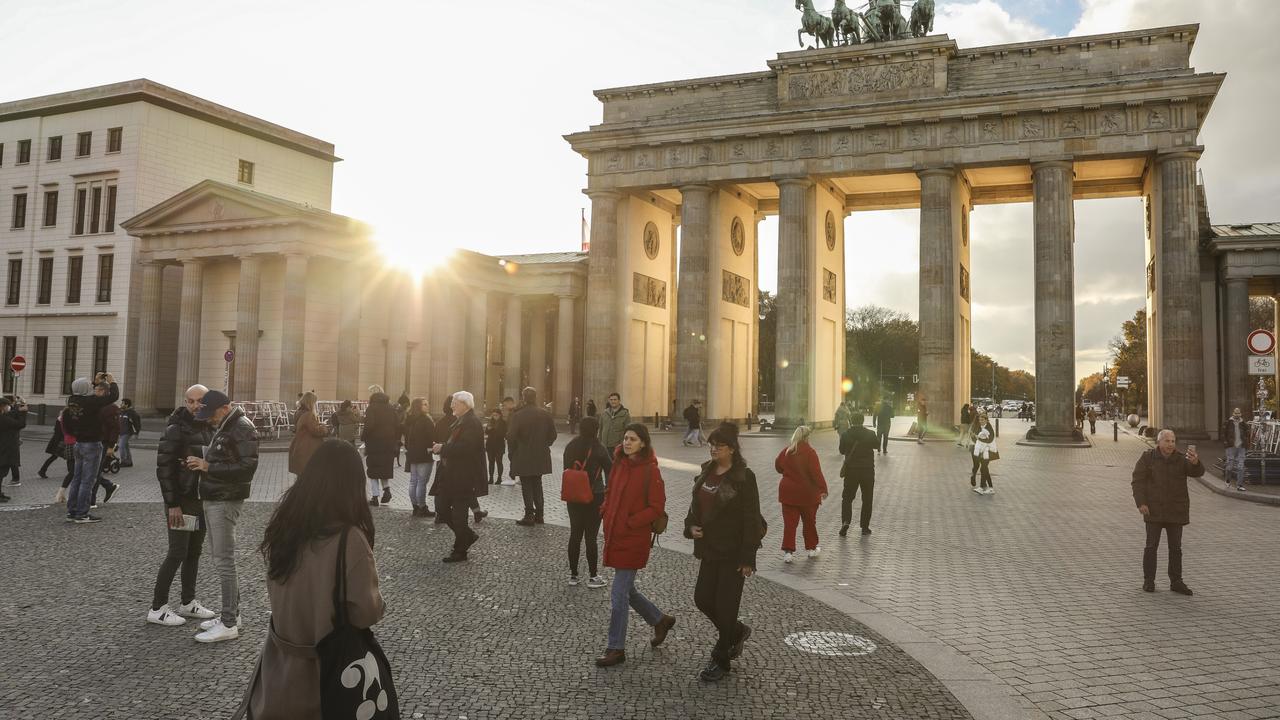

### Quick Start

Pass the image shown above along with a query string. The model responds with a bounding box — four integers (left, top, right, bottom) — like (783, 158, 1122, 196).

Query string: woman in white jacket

(970, 413, 997, 495)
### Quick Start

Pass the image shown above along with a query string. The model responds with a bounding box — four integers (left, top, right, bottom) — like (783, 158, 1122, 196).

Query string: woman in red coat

(595, 423, 676, 668)
(774, 425, 828, 562)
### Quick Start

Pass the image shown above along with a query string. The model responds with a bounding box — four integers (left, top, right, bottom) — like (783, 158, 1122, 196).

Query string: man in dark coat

(872, 398, 894, 454)
(1131, 429, 1203, 595)
(361, 387, 399, 506)
(838, 413, 878, 536)
(683, 400, 704, 447)
(507, 387, 557, 525)
(432, 391, 488, 563)
(0, 397, 27, 502)
(62, 373, 119, 522)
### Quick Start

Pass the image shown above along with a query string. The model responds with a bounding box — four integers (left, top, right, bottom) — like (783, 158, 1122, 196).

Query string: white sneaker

(586, 575, 607, 589)
(177, 600, 216, 620)
(501, 479, 516, 486)
(568, 575, 581, 586)
(984, 487, 996, 495)
(783, 552, 794, 563)
(195, 620, 239, 643)
(972, 486, 984, 495)
(807, 547, 821, 559)
(147, 605, 186, 626)
(199, 616, 238, 631)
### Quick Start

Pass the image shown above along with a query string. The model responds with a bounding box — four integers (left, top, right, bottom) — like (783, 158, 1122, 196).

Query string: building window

(66, 255, 82, 304)
(238, 159, 254, 185)
(2, 337, 14, 393)
(6, 259, 20, 305)
(0, 142, 5, 166)
(92, 336, 108, 376)
(37, 257, 52, 305)
(42, 190, 58, 227)
(76, 131, 92, 158)
(32, 336, 47, 395)
(12, 193, 27, 229)
(61, 336, 77, 395)
(47, 136, 62, 162)
(107, 127, 122, 153)
(73, 180, 117, 235)
(96, 253, 113, 303)
(17, 139, 31, 165)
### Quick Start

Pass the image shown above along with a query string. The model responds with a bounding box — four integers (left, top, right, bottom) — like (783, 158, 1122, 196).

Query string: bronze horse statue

(867, 0, 910, 41)
(795, 0, 835, 49)
(909, 0, 935, 38)
(831, 0, 860, 45)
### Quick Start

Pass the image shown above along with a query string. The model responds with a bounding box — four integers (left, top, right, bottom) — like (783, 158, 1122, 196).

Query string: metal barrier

(230, 401, 292, 439)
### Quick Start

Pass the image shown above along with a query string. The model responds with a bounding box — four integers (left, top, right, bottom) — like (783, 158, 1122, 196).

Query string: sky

(1, 0, 1275, 380)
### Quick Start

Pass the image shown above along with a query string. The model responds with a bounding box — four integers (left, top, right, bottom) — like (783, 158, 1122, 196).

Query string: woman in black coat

(431, 392, 488, 563)
(402, 397, 436, 518)
(39, 413, 72, 481)
(361, 387, 399, 506)
(561, 416, 612, 587)
(682, 423, 762, 683)
(507, 387, 558, 526)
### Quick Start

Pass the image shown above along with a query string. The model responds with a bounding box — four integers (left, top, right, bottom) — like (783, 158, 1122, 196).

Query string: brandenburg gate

(566, 23, 1223, 439)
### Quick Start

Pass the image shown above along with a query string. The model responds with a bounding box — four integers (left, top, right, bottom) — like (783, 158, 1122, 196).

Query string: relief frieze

(822, 268, 838, 304)
(722, 270, 751, 308)
(787, 60, 934, 101)
(633, 272, 667, 309)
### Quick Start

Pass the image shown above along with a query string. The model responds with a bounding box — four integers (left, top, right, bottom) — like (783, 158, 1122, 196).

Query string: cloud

(936, 0, 1051, 46)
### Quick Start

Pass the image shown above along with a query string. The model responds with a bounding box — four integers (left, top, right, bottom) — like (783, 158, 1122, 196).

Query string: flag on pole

(581, 208, 590, 252)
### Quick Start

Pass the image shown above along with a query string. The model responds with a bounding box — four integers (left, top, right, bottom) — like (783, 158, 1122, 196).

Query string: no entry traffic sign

(1247, 329, 1275, 355)
(10, 355, 26, 373)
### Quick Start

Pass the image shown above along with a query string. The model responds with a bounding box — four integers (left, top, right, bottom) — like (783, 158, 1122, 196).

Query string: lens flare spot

(778, 359, 790, 369)
(841, 378, 854, 393)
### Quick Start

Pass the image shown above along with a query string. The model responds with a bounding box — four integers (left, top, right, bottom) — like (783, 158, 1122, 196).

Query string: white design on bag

(341, 651, 389, 720)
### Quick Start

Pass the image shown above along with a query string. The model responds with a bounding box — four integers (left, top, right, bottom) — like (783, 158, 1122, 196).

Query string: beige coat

(288, 408, 327, 475)
(240, 528, 385, 720)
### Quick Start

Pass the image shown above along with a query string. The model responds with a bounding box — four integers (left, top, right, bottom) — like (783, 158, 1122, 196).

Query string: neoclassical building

(0, 80, 586, 415)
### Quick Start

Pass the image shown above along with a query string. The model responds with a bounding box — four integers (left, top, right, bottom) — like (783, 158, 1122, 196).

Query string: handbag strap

(331, 526, 350, 629)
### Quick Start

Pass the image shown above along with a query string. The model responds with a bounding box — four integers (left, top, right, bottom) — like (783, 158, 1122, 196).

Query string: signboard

(9, 355, 25, 373)
(1115, 376, 1130, 388)
(1248, 355, 1276, 376)
(1247, 329, 1276, 355)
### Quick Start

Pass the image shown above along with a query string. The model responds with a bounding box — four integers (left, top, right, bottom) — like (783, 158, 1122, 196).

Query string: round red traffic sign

(224, 349, 235, 363)
(9, 355, 26, 373)
(1247, 329, 1275, 355)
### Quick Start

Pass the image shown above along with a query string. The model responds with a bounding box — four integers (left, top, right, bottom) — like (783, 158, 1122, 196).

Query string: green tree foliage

(1108, 308, 1148, 414)
(758, 290, 776, 404)
(843, 305, 919, 410)
(971, 349, 1036, 402)
(1077, 372, 1106, 403)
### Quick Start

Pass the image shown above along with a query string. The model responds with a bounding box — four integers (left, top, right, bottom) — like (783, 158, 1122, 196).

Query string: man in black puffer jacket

(147, 384, 218, 628)
(838, 413, 878, 537)
(185, 390, 258, 643)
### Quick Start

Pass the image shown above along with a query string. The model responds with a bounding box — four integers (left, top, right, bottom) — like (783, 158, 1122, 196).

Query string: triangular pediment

(122, 179, 326, 233)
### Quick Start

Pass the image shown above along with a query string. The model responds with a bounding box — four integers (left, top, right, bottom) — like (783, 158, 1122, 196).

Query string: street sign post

(223, 349, 234, 394)
(1248, 355, 1276, 376)
(10, 355, 26, 374)
(1247, 329, 1276, 355)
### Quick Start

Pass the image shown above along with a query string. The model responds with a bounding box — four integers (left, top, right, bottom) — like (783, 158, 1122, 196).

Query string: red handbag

(560, 447, 595, 504)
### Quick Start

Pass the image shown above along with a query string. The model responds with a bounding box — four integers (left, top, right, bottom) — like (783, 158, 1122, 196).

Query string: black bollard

(995, 417, 1000, 438)
(37, 402, 47, 425)
(654, 412, 659, 428)
(1113, 421, 1119, 442)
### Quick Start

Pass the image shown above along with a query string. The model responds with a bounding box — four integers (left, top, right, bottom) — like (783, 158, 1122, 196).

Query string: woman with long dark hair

(684, 422, 761, 682)
(562, 415, 612, 588)
(239, 439, 384, 719)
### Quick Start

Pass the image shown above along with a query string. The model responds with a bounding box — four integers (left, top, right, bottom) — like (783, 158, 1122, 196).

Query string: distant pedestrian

(403, 397, 437, 518)
(238, 439, 388, 719)
(93, 387, 123, 506)
(970, 413, 997, 494)
(431, 391, 487, 563)
(838, 413, 877, 536)
(287, 391, 325, 479)
(568, 397, 583, 434)
(1131, 430, 1202, 595)
(38, 408, 72, 482)
(562, 415, 611, 588)
(333, 400, 362, 444)
(1075, 404, 1086, 430)
(599, 392, 631, 453)
(916, 397, 928, 443)
(683, 400, 705, 447)
(833, 401, 853, 436)
(873, 398, 893, 454)
(1222, 407, 1247, 491)
(62, 372, 119, 523)
(586, 399, 598, 418)
(684, 422, 761, 682)
(957, 403, 972, 447)
(484, 409, 507, 484)
(118, 398, 142, 467)
(0, 398, 27, 502)
(775, 426, 827, 562)
(361, 385, 399, 506)
(508, 387, 557, 526)
(147, 384, 217, 628)
(186, 390, 259, 642)
(1087, 406, 1099, 435)
(596, 423, 674, 668)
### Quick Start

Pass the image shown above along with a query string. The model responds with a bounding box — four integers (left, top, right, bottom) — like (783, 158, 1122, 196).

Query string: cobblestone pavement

(3, 418, 1278, 720)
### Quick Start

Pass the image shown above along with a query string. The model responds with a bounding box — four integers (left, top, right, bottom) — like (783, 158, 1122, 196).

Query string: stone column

(583, 191, 620, 407)
(279, 253, 308, 403)
(234, 254, 262, 400)
(555, 294, 575, 417)
(528, 300, 547, 396)
(1155, 149, 1207, 436)
(133, 261, 163, 412)
(1031, 160, 1077, 438)
(917, 168, 958, 434)
(385, 276, 410, 400)
(503, 294, 523, 397)
(1223, 277, 1252, 417)
(174, 259, 204, 408)
(775, 177, 813, 427)
(676, 184, 713, 414)
(466, 290, 488, 399)
(336, 264, 362, 400)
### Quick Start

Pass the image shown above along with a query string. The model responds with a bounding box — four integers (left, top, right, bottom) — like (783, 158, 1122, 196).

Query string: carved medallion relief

(730, 217, 746, 257)
(643, 222, 660, 260)
(825, 211, 837, 252)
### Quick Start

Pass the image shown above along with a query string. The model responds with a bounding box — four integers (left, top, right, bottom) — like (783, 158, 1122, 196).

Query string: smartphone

(1187, 444, 1197, 454)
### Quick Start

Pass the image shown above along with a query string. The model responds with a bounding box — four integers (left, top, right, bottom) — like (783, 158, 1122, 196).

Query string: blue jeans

(1226, 447, 1246, 488)
(68, 442, 103, 518)
(608, 569, 663, 651)
(408, 462, 433, 507)
(117, 433, 132, 465)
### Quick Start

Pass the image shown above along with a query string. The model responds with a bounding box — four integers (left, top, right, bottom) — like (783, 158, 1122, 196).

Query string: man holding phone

(1131, 429, 1203, 595)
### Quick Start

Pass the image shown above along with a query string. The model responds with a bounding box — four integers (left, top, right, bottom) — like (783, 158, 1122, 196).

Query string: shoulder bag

(560, 446, 595, 504)
(643, 464, 669, 541)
